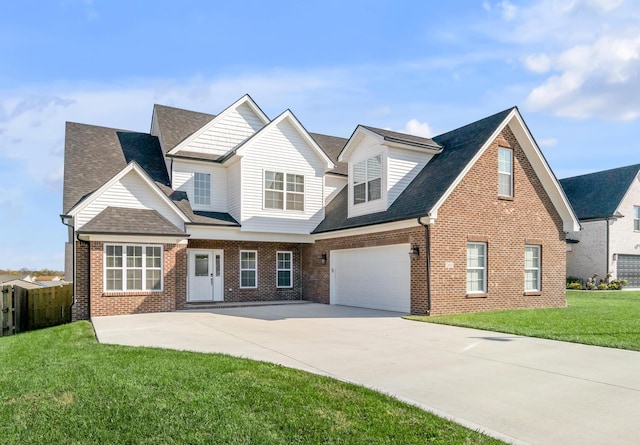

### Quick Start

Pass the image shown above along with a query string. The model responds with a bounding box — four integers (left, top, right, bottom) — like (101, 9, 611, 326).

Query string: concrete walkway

(92, 304, 640, 445)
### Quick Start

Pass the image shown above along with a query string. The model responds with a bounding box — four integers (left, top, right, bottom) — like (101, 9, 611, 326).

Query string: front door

(188, 250, 224, 302)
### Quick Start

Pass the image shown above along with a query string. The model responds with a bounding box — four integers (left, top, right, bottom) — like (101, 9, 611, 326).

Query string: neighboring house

(560, 164, 640, 287)
(0, 274, 36, 284)
(61, 95, 579, 320)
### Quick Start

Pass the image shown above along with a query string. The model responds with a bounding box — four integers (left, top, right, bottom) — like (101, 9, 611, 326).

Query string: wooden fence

(0, 283, 73, 336)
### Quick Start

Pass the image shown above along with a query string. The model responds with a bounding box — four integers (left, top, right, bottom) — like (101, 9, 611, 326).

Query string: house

(560, 164, 640, 287)
(61, 95, 579, 320)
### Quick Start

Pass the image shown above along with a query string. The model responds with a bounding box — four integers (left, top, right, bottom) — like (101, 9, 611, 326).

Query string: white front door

(188, 249, 224, 302)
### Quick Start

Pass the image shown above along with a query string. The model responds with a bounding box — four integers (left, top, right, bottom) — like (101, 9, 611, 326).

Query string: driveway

(92, 304, 640, 445)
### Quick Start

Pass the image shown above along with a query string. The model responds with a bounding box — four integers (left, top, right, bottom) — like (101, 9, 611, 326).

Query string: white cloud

(402, 119, 434, 138)
(538, 138, 558, 147)
(524, 54, 552, 73)
(499, 1, 517, 20)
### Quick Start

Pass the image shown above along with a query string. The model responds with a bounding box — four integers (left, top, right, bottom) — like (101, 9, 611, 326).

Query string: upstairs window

(194, 172, 211, 206)
(635, 206, 640, 231)
(264, 171, 304, 211)
(498, 148, 513, 197)
(353, 155, 382, 205)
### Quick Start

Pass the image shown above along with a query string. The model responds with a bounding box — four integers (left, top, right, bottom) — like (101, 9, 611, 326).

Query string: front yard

(406, 290, 640, 351)
(0, 322, 502, 445)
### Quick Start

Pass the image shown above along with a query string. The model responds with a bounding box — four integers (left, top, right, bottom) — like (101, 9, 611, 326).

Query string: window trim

(193, 172, 211, 207)
(498, 147, 513, 198)
(524, 245, 541, 292)
(634, 206, 640, 232)
(104, 244, 163, 293)
(263, 170, 305, 212)
(466, 242, 487, 294)
(276, 251, 293, 289)
(353, 154, 382, 205)
(239, 250, 258, 289)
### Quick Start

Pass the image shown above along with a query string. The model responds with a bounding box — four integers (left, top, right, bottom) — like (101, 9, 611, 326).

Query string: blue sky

(1, 0, 639, 271)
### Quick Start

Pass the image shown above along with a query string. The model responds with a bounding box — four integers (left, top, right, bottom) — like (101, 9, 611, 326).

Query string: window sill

(498, 195, 514, 201)
(466, 293, 487, 298)
(524, 291, 542, 296)
(103, 291, 162, 297)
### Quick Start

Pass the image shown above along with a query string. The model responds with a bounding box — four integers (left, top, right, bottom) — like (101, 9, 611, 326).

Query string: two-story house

(561, 164, 640, 287)
(61, 95, 579, 320)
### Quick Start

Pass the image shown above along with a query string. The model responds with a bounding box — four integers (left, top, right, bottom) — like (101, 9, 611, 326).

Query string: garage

(617, 255, 640, 288)
(330, 244, 411, 313)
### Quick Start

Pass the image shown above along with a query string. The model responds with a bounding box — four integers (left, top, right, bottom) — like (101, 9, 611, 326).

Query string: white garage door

(330, 244, 411, 313)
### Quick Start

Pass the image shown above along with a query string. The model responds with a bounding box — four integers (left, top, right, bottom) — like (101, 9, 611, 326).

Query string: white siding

(347, 137, 387, 218)
(76, 170, 184, 230)
(227, 159, 242, 222)
(566, 220, 607, 280)
(239, 119, 326, 234)
(183, 103, 265, 156)
(610, 174, 640, 279)
(172, 159, 227, 212)
(325, 174, 347, 205)
(387, 147, 432, 206)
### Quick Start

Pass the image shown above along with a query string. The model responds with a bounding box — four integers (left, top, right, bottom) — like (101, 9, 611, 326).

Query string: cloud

(524, 54, 552, 73)
(402, 119, 434, 138)
(499, 1, 517, 20)
(537, 138, 558, 147)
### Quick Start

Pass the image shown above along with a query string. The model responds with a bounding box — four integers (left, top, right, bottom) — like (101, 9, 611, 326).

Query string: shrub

(598, 283, 609, 290)
(566, 276, 582, 289)
(567, 282, 583, 290)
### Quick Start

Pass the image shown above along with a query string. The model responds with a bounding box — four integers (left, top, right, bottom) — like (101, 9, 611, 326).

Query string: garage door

(330, 244, 411, 313)
(618, 255, 640, 288)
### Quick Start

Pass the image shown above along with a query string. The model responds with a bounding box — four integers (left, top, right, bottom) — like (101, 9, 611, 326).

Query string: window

(467, 242, 487, 293)
(353, 155, 382, 205)
(240, 250, 257, 288)
(635, 206, 640, 231)
(524, 245, 541, 291)
(276, 251, 292, 288)
(264, 171, 304, 211)
(105, 245, 162, 292)
(194, 172, 211, 206)
(498, 148, 513, 197)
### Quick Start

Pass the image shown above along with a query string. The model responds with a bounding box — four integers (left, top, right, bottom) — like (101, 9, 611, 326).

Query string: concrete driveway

(92, 303, 640, 445)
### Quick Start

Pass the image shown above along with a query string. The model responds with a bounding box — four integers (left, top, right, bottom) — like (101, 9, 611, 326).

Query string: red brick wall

(187, 240, 302, 302)
(83, 241, 187, 318)
(304, 127, 567, 315)
(71, 240, 90, 321)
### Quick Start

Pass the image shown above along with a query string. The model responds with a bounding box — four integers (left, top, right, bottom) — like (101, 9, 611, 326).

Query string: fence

(0, 283, 73, 336)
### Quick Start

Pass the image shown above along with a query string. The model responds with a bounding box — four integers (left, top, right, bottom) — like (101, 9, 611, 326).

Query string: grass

(0, 322, 502, 445)
(406, 290, 640, 351)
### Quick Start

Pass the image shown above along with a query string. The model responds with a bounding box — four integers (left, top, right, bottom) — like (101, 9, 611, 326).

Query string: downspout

(417, 216, 432, 316)
(605, 217, 610, 278)
(60, 216, 76, 321)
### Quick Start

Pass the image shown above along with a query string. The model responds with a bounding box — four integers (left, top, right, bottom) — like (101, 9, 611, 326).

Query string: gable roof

(77, 207, 188, 237)
(310, 132, 348, 176)
(63, 122, 170, 214)
(361, 126, 443, 151)
(560, 164, 640, 220)
(153, 104, 216, 154)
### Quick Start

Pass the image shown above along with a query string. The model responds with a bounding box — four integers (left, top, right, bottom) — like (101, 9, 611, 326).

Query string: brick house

(560, 164, 640, 287)
(61, 95, 579, 320)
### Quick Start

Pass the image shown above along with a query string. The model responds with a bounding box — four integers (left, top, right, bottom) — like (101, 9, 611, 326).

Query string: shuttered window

(353, 155, 382, 205)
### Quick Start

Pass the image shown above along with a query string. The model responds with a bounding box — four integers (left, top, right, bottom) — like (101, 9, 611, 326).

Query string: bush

(566, 276, 582, 289)
(567, 282, 583, 290)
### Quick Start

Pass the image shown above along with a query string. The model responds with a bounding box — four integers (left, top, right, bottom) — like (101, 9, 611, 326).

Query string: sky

(1, 0, 639, 271)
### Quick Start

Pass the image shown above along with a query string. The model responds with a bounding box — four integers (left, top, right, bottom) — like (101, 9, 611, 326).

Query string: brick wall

(71, 240, 90, 321)
(188, 240, 303, 302)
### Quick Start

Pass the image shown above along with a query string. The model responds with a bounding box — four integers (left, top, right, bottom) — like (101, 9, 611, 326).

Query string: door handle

(210, 273, 213, 285)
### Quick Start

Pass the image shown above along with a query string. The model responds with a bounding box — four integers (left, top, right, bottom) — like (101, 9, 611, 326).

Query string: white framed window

(467, 242, 487, 293)
(104, 244, 163, 292)
(353, 155, 382, 205)
(498, 148, 513, 197)
(193, 172, 211, 206)
(240, 250, 257, 288)
(264, 171, 304, 211)
(634, 206, 640, 231)
(524, 245, 541, 292)
(276, 251, 293, 288)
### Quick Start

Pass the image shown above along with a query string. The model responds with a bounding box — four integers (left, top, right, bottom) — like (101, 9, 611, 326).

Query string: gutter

(417, 216, 432, 315)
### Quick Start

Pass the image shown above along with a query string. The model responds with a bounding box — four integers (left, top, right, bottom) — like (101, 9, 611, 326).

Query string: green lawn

(406, 290, 640, 351)
(0, 322, 502, 445)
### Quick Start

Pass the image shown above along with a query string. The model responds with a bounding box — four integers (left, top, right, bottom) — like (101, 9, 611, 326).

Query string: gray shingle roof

(560, 164, 640, 220)
(310, 132, 348, 175)
(361, 126, 443, 151)
(153, 104, 215, 154)
(63, 122, 169, 214)
(313, 108, 515, 233)
(77, 207, 188, 236)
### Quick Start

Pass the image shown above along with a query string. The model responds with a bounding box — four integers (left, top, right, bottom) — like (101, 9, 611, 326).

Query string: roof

(560, 164, 640, 220)
(77, 207, 189, 237)
(310, 132, 348, 175)
(0, 279, 41, 289)
(153, 104, 215, 154)
(314, 108, 515, 233)
(361, 126, 442, 151)
(63, 122, 170, 214)
(0, 274, 29, 284)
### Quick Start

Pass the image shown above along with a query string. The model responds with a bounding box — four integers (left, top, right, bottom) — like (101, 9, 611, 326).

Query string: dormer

(338, 126, 443, 218)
